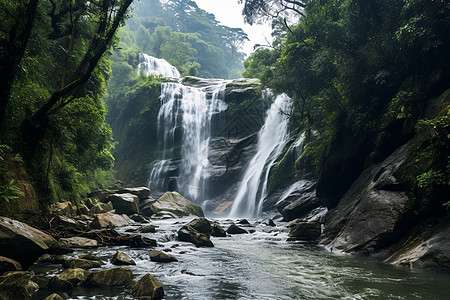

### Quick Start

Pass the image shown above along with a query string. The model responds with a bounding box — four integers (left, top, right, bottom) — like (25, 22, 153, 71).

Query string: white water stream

(229, 93, 291, 218)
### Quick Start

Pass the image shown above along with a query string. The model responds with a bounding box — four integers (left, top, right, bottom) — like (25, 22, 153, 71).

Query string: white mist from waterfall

(138, 53, 180, 78)
(229, 93, 291, 218)
(148, 82, 228, 202)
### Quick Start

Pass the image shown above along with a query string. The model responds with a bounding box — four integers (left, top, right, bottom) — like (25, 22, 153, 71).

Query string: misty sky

(194, 0, 272, 55)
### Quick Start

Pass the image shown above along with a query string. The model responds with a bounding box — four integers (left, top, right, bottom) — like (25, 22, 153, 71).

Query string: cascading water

(229, 93, 292, 218)
(148, 81, 228, 202)
(138, 53, 180, 78)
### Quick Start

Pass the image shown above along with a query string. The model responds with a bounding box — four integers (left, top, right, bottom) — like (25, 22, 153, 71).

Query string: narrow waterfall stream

(229, 93, 291, 218)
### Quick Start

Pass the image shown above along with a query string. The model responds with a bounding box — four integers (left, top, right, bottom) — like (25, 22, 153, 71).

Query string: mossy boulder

(131, 273, 164, 300)
(84, 268, 133, 288)
(111, 251, 136, 266)
(47, 268, 89, 291)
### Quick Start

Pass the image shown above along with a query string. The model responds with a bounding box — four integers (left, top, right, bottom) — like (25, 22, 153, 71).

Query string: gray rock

(0, 217, 60, 268)
(384, 223, 450, 271)
(118, 187, 151, 200)
(111, 251, 136, 266)
(131, 273, 164, 300)
(185, 218, 211, 233)
(211, 222, 227, 237)
(0, 256, 22, 275)
(280, 190, 323, 222)
(47, 268, 89, 291)
(59, 237, 98, 248)
(151, 192, 204, 218)
(178, 225, 214, 247)
(137, 224, 156, 233)
(288, 220, 321, 241)
(84, 268, 133, 287)
(107, 193, 139, 215)
(320, 143, 411, 254)
(226, 223, 248, 235)
(130, 214, 150, 223)
(90, 212, 131, 229)
(149, 250, 178, 263)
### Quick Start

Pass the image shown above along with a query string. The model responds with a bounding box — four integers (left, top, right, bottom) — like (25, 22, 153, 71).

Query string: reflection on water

(31, 218, 450, 299)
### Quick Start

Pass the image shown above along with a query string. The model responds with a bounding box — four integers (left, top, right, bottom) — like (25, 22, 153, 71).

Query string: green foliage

(243, 0, 450, 203)
(108, 0, 248, 80)
(0, 145, 24, 203)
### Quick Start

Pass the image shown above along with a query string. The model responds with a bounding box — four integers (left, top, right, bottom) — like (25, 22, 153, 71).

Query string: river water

(31, 217, 450, 299)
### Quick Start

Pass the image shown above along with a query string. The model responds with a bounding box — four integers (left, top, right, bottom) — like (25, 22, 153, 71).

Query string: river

(30, 217, 450, 299)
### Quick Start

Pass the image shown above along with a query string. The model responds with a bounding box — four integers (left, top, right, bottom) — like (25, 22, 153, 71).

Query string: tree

(238, 0, 306, 24)
(0, 0, 40, 128)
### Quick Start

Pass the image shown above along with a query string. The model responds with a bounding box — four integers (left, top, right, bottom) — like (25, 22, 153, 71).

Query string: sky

(194, 0, 273, 56)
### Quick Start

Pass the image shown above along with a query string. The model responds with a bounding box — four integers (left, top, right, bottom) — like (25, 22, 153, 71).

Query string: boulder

(0, 256, 22, 275)
(280, 190, 323, 222)
(52, 202, 76, 216)
(47, 268, 89, 291)
(151, 192, 204, 218)
(0, 271, 38, 300)
(106, 193, 139, 215)
(185, 217, 211, 233)
(131, 273, 164, 300)
(237, 219, 250, 225)
(84, 268, 133, 287)
(274, 180, 316, 212)
(226, 224, 248, 234)
(320, 143, 412, 254)
(118, 187, 151, 200)
(0, 217, 60, 268)
(89, 201, 114, 214)
(137, 224, 156, 233)
(149, 250, 178, 263)
(52, 215, 83, 230)
(288, 220, 321, 241)
(90, 212, 131, 229)
(130, 214, 150, 223)
(59, 237, 98, 248)
(111, 251, 136, 266)
(44, 294, 64, 300)
(62, 258, 102, 269)
(211, 222, 227, 237)
(178, 226, 214, 247)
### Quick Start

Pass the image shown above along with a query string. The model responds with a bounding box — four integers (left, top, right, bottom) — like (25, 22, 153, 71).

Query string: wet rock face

(287, 220, 321, 241)
(280, 191, 323, 222)
(384, 221, 450, 271)
(0, 217, 59, 268)
(320, 143, 411, 254)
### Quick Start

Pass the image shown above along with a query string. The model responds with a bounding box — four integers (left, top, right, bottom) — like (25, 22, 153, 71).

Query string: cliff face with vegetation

(240, 0, 450, 268)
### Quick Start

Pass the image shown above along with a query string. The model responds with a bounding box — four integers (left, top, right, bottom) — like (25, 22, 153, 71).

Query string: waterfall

(229, 93, 291, 218)
(138, 53, 180, 78)
(148, 81, 228, 202)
